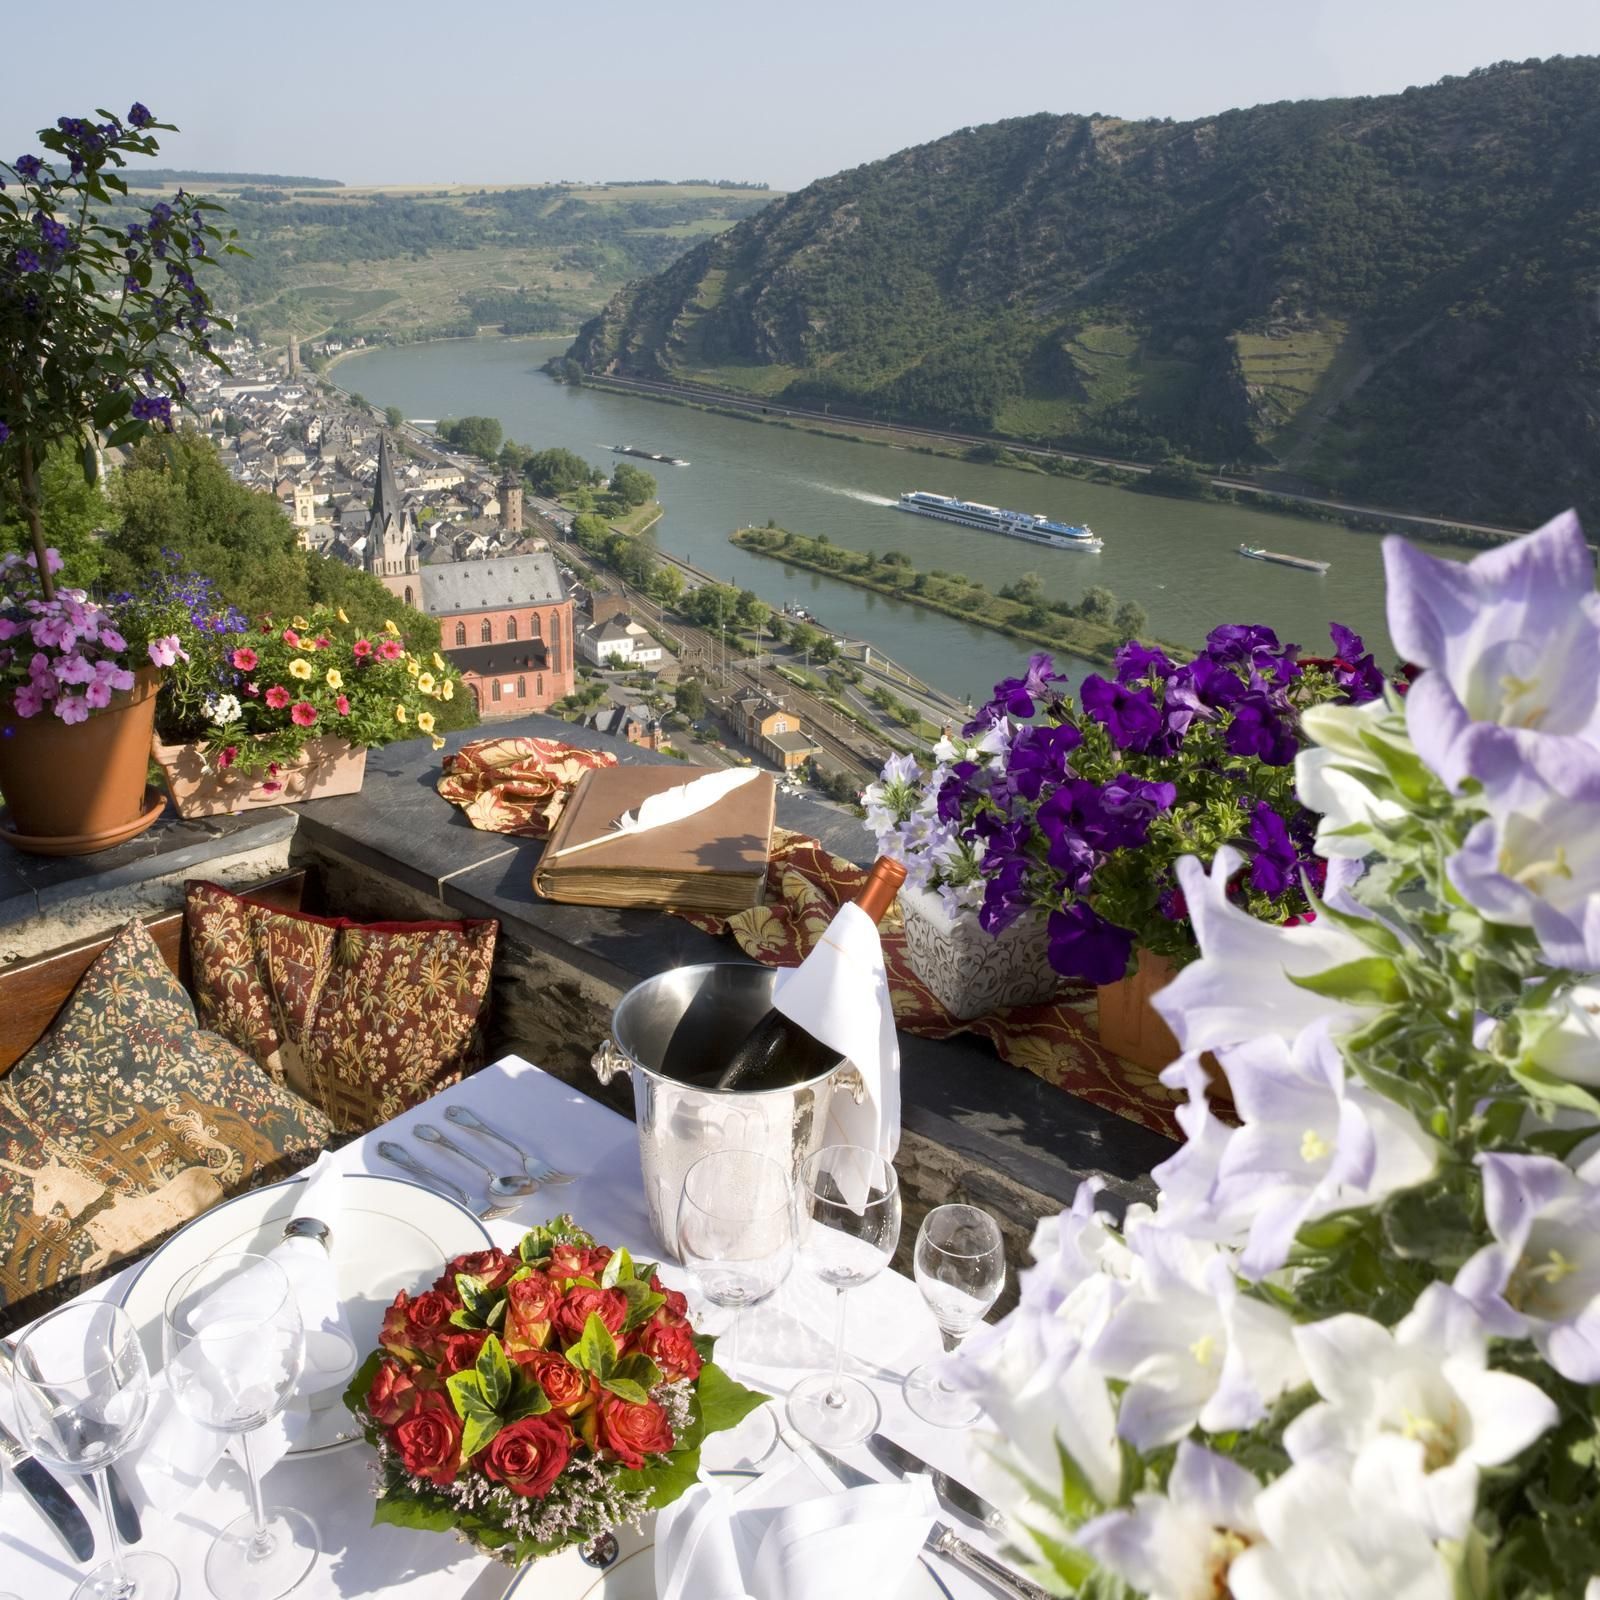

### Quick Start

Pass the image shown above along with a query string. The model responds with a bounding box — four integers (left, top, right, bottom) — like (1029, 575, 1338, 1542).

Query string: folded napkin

(773, 900, 901, 1164)
(656, 1465, 939, 1600)
(127, 1154, 356, 1512)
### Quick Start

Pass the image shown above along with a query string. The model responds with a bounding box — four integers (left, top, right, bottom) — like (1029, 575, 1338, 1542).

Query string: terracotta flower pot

(0, 666, 164, 854)
(153, 734, 367, 818)
(1096, 948, 1184, 1071)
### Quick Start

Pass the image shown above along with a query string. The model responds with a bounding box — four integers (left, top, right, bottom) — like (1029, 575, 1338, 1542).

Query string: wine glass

(677, 1149, 794, 1457)
(902, 1204, 1006, 1427)
(786, 1144, 901, 1447)
(163, 1252, 319, 1600)
(11, 1300, 179, 1600)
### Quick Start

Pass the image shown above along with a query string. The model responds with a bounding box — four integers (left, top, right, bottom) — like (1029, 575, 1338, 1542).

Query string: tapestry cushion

(185, 881, 498, 1135)
(0, 919, 332, 1333)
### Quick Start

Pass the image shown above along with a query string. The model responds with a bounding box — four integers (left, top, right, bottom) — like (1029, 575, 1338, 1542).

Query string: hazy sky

(6, 0, 1600, 192)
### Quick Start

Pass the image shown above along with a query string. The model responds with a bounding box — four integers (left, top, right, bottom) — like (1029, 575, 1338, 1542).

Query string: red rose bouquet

(344, 1218, 762, 1567)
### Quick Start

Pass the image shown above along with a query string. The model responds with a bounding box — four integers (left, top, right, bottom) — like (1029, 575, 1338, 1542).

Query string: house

(735, 693, 819, 771)
(583, 701, 663, 751)
(578, 613, 663, 671)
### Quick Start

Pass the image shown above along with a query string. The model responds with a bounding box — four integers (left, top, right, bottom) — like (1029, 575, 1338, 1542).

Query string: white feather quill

(547, 767, 762, 859)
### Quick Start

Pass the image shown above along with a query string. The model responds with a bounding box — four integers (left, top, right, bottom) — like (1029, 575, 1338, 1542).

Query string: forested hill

(567, 57, 1600, 527)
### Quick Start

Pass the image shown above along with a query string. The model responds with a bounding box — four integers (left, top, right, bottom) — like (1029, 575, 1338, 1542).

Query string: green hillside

(567, 58, 1600, 526)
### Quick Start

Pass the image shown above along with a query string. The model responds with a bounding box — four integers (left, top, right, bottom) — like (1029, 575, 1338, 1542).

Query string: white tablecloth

(1, 1056, 1012, 1598)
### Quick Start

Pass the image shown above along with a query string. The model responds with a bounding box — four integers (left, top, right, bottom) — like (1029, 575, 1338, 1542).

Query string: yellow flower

(432, 653, 446, 672)
(384, 619, 400, 636)
(441, 679, 455, 701)
(417, 672, 436, 695)
(288, 658, 313, 680)
(431, 736, 446, 751)
(325, 668, 343, 690)
(406, 657, 420, 677)
(417, 711, 436, 734)
(292, 615, 310, 630)
(395, 705, 408, 724)
(337, 608, 350, 624)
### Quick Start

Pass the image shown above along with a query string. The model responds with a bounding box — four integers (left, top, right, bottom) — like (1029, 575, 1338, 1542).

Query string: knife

(0, 1417, 96, 1563)
(0, 1335, 140, 1547)
(868, 1430, 1006, 1531)
(781, 1426, 1053, 1600)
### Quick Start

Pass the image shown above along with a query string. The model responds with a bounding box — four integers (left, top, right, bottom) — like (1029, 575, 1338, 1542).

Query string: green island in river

(730, 525, 1189, 669)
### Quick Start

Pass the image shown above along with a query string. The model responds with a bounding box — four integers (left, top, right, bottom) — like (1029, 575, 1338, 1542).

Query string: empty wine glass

(163, 1252, 318, 1600)
(786, 1144, 901, 1447)
(12, 1300, 178, 1600)
(903, 1204, 1006, 1426)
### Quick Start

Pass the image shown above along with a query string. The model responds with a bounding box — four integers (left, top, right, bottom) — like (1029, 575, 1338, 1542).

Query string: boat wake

(797, 480, 896, 507)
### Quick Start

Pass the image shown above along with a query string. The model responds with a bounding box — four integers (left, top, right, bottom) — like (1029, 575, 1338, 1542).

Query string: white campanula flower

(1148, 1056, 1253, 1246)
(1284, 1283, 1557, 1541)
(1295, 698, 1413, 858)
(1525, 985, 1600, 1086)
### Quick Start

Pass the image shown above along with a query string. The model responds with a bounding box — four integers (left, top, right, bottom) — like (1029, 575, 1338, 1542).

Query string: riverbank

(325, 329, 579, 381)
(732, 525, 1190, 669)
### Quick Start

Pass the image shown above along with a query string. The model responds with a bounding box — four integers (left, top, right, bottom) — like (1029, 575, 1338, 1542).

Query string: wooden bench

(0, 870, 311, 1072)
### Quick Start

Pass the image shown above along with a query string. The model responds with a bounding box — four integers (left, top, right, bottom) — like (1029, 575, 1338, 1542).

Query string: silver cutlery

(445, 1103, 575, 1185)
(869, 1430, 1005, 1533)
(413, 1122, 540, 1199)
(375, 1141, 516, 1221)
(0, 1416, 95, 1563)
(786, 1426, 1051, 1600)
(0, 1334, 139, 1546)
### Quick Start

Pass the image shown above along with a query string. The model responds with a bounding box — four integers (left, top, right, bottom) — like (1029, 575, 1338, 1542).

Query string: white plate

(119, 1171, 492, 1456)
(502, 1472, 954, 1599)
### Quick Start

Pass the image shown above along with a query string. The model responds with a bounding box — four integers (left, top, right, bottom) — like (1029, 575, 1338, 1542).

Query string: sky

(6, 0, 1600, 192)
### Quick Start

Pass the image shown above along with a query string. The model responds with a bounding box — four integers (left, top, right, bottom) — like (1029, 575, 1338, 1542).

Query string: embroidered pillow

(0, 919, 332, 1333)
(185, 881, 498, 1135)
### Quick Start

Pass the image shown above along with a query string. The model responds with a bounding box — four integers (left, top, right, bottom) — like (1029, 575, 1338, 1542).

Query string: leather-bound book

(532, 764, 775, 912)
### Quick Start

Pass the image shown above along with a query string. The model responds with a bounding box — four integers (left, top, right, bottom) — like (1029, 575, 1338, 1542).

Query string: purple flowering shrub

(0, 106, 235, 600)
(879, 622, 1384, 985)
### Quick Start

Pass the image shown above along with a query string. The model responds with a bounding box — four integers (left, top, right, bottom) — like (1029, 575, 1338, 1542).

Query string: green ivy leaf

(693, 1360, 766, 1441)
(475, 1333, 513, 1411)
(373, 1495, 462, 1534)
(502, 1367, 552, 1424)
(446, 1369, 504, 1460)
(601, 1247, 634, 1289)
(566, 1312, 619, 1379)
(613, 1353, 664, 1393)
(620, 1278, 668, 1333)
(1289, 957, 1407, 1006)
(598, 1377, 651, 1404)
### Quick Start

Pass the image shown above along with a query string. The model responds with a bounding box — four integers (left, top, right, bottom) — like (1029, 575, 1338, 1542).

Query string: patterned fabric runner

(676, 831, 1185, 1141)
(436, 737, 618, 839)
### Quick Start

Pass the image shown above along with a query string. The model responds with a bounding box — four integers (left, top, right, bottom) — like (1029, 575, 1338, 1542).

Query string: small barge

(1237, 544, 1329, 574)
(611, 444, 689, 467)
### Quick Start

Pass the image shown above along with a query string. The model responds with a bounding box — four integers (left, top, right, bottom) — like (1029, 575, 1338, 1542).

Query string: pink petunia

(84, 679, 113, 710)
(11, 682, 45, 718)
(352, 639, 374, 659)
(55, 693, 89, 725)
(259, 780, 282, 795)
(314, 635, 330, 650)
(376, 638, 403, 661)
(218, 745, 238, 769)
(335, 695, 350, 716)
(231, 646, 258, 672)
(290, 701, 317, 728)
(147, 634, 189, 668)
(264, 685, 291, 709)
(282, 628, 301, 647)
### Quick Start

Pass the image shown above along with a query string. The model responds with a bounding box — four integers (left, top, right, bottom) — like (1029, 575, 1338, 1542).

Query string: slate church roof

(419, 553, 566, 616)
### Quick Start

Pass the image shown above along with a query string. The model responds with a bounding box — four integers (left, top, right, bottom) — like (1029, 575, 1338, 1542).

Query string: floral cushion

(185, 881, 498, 1135)
(0, 919, 332, 1333)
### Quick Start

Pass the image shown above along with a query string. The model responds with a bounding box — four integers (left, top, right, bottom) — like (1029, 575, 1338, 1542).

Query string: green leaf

(601, 1247, 634, 1288)
(373, 1495, 462, 1534)
(566, 1312, 619, 1378)
(694, 1360, 767, 1440)
(1289, 957, 1406, 1006)
(1510, 1063, 1600, 1119)
(1381, 1182, 1480, 1268)
(475, 1333, 513, 1410)
(502, 1367, 552, 1424)
(342, 1348, 385, 1418)
(446, 1369, 505, 1460)
(620, 1278, 667, 1332)
(1056, 1437, 1106, 1525)
(598, 1377, 651, 1404)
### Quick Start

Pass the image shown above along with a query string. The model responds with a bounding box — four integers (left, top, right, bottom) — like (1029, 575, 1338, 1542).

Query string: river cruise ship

(896, 490, 1101, 551)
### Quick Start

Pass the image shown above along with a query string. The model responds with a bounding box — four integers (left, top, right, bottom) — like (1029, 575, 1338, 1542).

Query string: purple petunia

(1226, 693, 1299, 765)
(1206, 622, 1281, 663)
(1248, 801, 1300, 895)
(1046, 899, 1134, 985)
(1114, 639, 1175, 685)
(1081, 674, 1162, 751)
(0, 421, 9, 445)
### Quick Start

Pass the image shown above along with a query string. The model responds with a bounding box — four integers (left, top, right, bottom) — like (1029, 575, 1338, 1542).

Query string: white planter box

(898, 883, 1065, 1021)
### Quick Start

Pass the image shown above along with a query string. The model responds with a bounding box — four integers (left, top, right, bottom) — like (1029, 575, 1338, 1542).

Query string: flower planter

(0, 666, 164, 855)
(898, 882, 1066, 1020)
(153, 734, 367, 817)
(1096, 948, 1184, 1071)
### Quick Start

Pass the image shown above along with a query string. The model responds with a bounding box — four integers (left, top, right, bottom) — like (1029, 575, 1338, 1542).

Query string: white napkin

(127, 1155, 355, 1512)
(655, 1465, 939, 1600)
(772, 901, 901, 1161)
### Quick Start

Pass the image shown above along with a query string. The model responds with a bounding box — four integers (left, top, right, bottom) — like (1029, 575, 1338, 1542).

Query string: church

(364, 434, 422, 608)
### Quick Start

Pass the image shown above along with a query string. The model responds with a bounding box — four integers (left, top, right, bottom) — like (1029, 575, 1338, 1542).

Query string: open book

(533, 764, 775, 913)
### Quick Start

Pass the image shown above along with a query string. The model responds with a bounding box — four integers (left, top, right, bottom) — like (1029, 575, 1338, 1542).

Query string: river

(334, 336, 1457, 705)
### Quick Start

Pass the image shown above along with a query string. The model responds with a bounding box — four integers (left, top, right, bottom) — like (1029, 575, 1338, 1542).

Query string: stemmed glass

(12, 1300, 179, 1600)
(902, 1204, 1006, 1427)
(786, 1144, 901, 1447)
(163, 1252, 319, 1600)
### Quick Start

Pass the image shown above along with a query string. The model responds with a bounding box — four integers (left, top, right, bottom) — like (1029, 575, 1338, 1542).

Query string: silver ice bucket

(591, 963, 862, 1259)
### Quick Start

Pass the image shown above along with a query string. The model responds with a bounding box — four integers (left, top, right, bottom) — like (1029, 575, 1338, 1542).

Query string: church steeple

(365, 433, 419, 593)
(371, 433, 404, 527)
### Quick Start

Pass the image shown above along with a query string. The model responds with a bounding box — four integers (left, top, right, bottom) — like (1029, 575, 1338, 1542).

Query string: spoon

(413, 1123, 541, 1199)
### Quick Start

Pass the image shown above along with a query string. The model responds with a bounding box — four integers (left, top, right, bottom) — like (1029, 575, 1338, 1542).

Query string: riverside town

(2, 12, 1600, 1600)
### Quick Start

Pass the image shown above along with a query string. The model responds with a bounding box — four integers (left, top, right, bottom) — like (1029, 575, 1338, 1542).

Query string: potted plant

(149, 602, 463, 815)
(865, 626, 1386, 1043)
(0, 105, 233, 847)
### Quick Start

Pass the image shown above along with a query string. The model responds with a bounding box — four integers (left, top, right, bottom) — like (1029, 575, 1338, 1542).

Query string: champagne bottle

(704, 855, 907, 1092)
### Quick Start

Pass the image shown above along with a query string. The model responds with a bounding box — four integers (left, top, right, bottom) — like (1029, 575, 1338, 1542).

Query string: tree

(735, 589, 771, 631)
(999, 572, 1045, 605)
(674, 677, 706, 720)
(524, 447, 603, 497)
(438, 415, 503, 462)
(684, 583, 740, 629)
(609, 462, 656, 507)
(384, 405, 404, 429)
(1113, 600, 1149, 637)
(0, 445, 112, 586)
(787, 621, 821, 658)
(649, 564, 684, 605)
(1077, 585, 1116, 624)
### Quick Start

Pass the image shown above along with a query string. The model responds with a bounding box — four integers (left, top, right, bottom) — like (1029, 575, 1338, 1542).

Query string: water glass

(786, 1144, 901, 1447)
(903, 1204, 1005, 1426)
(12, 1300, 178, 1600)
(163, 1252, 318, 1600)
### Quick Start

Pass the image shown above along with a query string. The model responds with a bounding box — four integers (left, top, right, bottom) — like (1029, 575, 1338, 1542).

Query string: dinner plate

(120, 1171, 492, 1456)
(501, 1471, 954, 1599)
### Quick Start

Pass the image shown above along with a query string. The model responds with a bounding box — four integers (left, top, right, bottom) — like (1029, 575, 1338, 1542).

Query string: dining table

(0, 1054, 1029, 1599)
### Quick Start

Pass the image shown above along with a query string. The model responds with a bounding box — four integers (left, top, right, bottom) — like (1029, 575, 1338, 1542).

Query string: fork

(445, 1103, 576, 1185)
(375, 1141, 517, 1221)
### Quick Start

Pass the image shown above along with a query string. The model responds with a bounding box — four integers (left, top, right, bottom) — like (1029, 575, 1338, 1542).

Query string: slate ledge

(289, 714, 1173, 1217)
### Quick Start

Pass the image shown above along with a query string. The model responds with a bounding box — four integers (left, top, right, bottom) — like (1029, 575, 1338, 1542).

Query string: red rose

(367, 1357, 417, 1425)
(635, 1316, 702, 1383)
(435, 1249, 519, 1295)
(515, 1350, 592, 1415)
(482, 1413, 572, 1499)
(391, 1391, 462, 1485)
(650, 1276, 690, 1320)
(504, 1270, 558, 1354)
(595, 1392, 675, 1469)
(435, 1331, 487, 1376)
(381, 1291, 421, 1359)
(553, 1286, 628, 1348)
(404, 1290, 456, 1352)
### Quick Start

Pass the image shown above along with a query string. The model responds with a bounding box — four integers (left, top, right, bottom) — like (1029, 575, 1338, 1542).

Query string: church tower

(498, 467, 523, 535)
(364, 434, 420, 603)
(287, 331, 300, 375)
